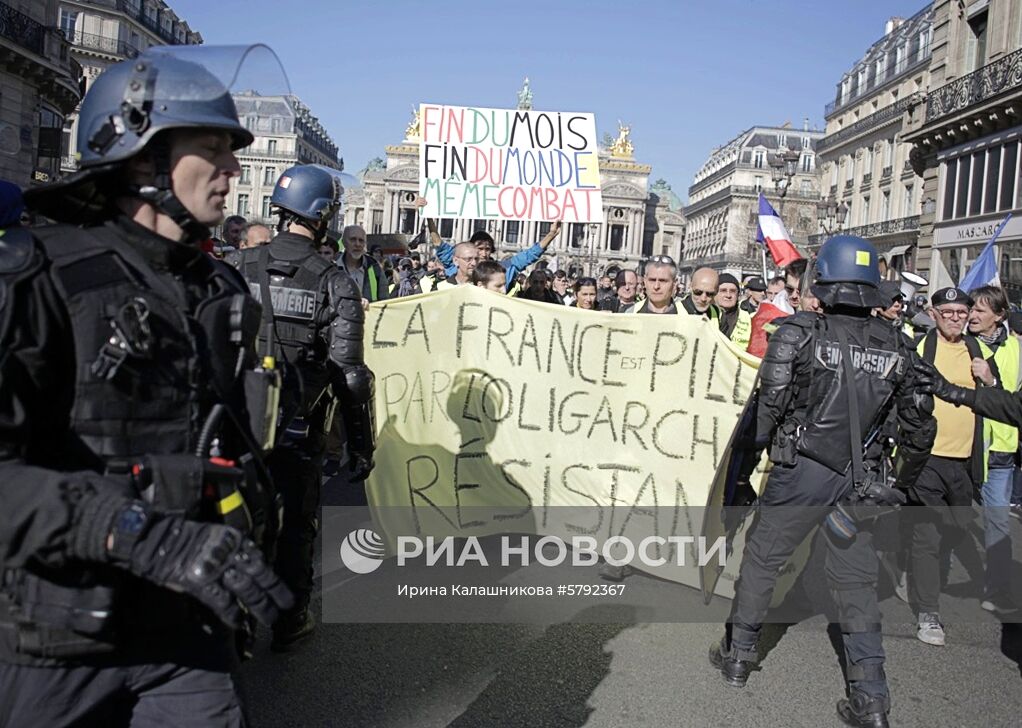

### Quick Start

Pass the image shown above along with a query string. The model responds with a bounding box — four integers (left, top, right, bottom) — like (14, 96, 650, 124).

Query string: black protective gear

(811, 281, 884, 309)
(337, 365, 376, 480)
(107, 503, 293, 629)
(837, 690, 891, 728)
(708, 638, 756, 688)
(814, 235, 881, 287)
(913, 358, 976, 408)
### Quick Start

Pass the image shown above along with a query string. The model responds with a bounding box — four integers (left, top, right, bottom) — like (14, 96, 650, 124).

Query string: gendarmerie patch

(249, 282, 318, 321)
(815, 342, 904, 378)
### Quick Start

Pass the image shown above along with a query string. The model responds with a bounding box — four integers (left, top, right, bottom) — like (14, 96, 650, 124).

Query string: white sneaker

(895, 572, 909, 603)
(917, 612, 945, 646)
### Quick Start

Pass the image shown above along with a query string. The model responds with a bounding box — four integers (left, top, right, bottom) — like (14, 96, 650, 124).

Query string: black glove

(105, 502, 293, 629)
(913, 359, 974, 407)
(349, 451, 374, 482)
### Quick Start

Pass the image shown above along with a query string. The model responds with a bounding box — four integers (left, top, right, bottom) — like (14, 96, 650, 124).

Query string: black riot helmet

(810, 235, 883, 309)
(26, 45, 289, 243)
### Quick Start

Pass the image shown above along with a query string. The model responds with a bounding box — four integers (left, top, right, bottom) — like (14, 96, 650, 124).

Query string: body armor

(0, 221, 269, 662)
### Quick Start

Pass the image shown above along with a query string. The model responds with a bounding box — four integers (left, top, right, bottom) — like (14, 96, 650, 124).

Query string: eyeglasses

(648, 255, 676, 266)
(692, 289, 718, 297)
(935, 308, 970, 319)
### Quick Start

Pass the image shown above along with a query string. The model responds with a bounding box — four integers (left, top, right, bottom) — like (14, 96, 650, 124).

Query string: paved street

(237, 480, 1022, 727)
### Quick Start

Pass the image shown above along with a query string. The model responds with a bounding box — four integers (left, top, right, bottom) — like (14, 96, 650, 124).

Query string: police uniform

(0, 46, 292, 726)
(235, 165, 375, 649)
(711, 235, 936, 728)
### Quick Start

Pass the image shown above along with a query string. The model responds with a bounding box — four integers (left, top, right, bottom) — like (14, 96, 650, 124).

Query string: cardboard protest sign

(418, 104, 603, 223)
(363, 286, 766, 593)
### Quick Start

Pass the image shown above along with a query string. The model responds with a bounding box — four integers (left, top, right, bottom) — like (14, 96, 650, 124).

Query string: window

(967, 11, 988, 72)
(777, 134, 786, 149)
(609, 225, 625, 251)
(753, 150, 765, 168)
(570, 223, 586, 248)
(372, 210, 383, 234)
(263, 167, 276, 185)
(800, 179, 812, 195)
(59, 10, 78, 39)
(802, 136, 810, 150)
(261, 196, 272, 219)
(504, 220, 520, 244)
(918, 29, 930, 61)
(830, 162, 839, 186)
(754, 175, 763, 192)
(942, 161, 957, 220)
(400, 208, 415, 234)
(968, 151, 984, 216)
(861, 197, 871, 225)
(955, 156, 971, 218)
(1001, 142, 1018, 211)
(267, 139, 277, 154)
(841, 77, 852, 103)
(440, 219, 454, 238)
(904, 184, 914, 215)
(237, 194, 250, 217)
(984, 146, 1000, 214)
(875, 55, 886, 83)
(895, 44, 906, 73)
(881, 191, 890, 220)
(884, 139, 894, 167)
(801, 154, 814, 173)
(240, 165, 251, 184)
(245, 116, 255, 130)
(537, 222, 552, 240)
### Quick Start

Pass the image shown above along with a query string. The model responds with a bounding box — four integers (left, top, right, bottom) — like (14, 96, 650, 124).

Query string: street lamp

(769, 148, 801, 199)
(815, 196, 849, 236)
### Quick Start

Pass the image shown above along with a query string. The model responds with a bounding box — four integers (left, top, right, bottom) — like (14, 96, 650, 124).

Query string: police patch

(815, 342, 904, 378)
(249, 283, 318, 320)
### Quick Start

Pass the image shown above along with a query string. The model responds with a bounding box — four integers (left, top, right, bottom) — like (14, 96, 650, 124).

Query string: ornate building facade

(904, 0, 1022, 303)
(57, 0, 201, 175)
(814, 6, 933, 274)
(683, 124, 823, 281)
(341, 82, 684, 275)
(222, 92, 341, 231)
(0, 0, 82, 185)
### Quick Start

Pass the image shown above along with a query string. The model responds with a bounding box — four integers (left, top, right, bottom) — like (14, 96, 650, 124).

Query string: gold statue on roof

(609, 121, 634, 158)
(404, 107, 421, 142)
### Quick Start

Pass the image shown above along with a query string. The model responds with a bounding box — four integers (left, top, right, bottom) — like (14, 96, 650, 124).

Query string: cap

(718, 273, 740, 288)
(878, 280, 904, 306)
(744, 276, 766, 292)
(931, 287, 974, 307)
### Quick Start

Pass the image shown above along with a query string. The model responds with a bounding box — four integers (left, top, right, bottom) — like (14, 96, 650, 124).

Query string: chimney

(803, 117, 809, 131)
(885, 17, 904, 35)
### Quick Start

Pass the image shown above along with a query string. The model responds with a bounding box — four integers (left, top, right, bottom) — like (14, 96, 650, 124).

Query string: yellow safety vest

(985, 334, 1021, 454)
(730, 308, 753, 350)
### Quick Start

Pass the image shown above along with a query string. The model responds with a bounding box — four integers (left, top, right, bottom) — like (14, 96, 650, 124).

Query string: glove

(105, 502, 293, 629)
(913, 359, 974, 407)
(349, 451, 374, 482)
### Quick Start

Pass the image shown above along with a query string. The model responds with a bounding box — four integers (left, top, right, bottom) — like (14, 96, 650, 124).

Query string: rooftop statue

(609, 121, 634, 158)
(517, 77, 533, 110)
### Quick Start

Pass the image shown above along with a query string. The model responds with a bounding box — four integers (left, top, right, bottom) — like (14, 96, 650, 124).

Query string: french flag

(756, 193, 803, 268)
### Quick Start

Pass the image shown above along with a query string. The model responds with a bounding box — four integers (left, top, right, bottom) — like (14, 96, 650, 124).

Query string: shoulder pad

(774, 316, 818, 346)
(327, 267, 361, 305)
(223, 250, 242, 269)
(210, 258, 249, 292)
(0, 227, 38, 275)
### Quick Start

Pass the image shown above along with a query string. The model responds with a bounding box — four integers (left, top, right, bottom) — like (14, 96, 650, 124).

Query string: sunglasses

(648, 255, 676, 266)
(692, 289, 718, 297)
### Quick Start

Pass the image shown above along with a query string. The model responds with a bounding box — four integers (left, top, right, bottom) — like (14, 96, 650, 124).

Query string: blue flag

(959, 213, 1011, 292)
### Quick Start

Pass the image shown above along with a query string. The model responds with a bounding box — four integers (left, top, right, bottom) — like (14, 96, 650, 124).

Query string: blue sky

(174, 0, 928, 202)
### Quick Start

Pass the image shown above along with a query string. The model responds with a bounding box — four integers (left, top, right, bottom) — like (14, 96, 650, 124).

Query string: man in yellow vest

(339, 225, 389, 304)
(716, 273, 752, 349)
(906, 287, 996, 646)
(966, 285, 1020, 613)
(432, 242, 478, 291)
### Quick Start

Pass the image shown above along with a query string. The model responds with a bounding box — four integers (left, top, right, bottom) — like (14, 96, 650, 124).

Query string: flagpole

(761, 249, 768, 282)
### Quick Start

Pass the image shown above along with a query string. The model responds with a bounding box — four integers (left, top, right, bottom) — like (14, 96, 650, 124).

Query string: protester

(597, 273, 615, 307)
(340, 224, 389, 303)
(433, 241, 478, 290)
(472, 260, 507, 293)
(716, 273, 752, 348)
(394, 257, 423, 297)
(317, 238, 339, 261)
(679, 267, 720, 318)
(740, 276, 766, 313)
(904, 287, 995, 646)
(623, 256, 677, 314)
(517, 269, 561, 304)
(222, 213, 246, 248)
(241, 221, 272, 249)
(598, 269, 638, 312)
(966, 285, 1019, 613)
(552, 269, 570, 304)
(573, 277, 598, 310)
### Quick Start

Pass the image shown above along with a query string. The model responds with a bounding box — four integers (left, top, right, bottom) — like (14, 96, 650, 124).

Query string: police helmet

(75, 50, 252, 171)
(271, 165, 342, 223)
(813, 235, 881, 287)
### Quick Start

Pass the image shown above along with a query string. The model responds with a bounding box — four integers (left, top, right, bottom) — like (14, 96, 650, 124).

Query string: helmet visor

(141, 43, 292, 100)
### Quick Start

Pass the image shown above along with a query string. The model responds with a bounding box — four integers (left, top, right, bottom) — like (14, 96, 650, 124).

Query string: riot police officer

(709, 236, 936, 727)
(233, 164, 375, 651)
(0, 47, 292, 725)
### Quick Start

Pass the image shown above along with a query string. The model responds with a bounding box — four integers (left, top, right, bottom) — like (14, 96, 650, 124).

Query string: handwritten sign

(363, 286, 766, 592)
(418, 104, 604, 223)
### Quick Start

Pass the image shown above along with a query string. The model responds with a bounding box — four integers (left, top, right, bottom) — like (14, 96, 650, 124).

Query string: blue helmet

(271, 165, 342, 223)
(814, 235, 881, 287)
(76, 48, 252, 170)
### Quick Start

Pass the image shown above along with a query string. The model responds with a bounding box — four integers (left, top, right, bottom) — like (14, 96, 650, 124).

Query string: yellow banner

(364, 285, 762, 591)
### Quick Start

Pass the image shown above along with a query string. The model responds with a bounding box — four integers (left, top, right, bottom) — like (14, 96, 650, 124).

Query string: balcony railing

(808, 215, 920, 246)
(817, 96, 913, 153)
(826, 54, 929, 117)
(925, 47, 1022, 122)
(0, 1, 45, 56)
(112, 0, 187, 46)
(68, 29, 138, 58)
